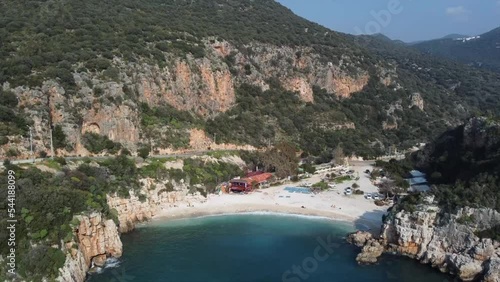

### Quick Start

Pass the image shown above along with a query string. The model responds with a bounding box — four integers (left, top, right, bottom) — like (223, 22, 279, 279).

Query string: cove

(88, 213, 452, 282)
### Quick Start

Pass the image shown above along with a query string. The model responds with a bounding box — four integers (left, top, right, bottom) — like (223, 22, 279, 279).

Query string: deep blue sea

(87, 213, 452, 282)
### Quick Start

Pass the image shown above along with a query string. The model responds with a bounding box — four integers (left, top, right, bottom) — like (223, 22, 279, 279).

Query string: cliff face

(107, 177, 206, 233)
(1, 39, 394, 158)
(349, 200, 500, 281)
(57, 213, 122, 282)
(380, 205, 500, 281)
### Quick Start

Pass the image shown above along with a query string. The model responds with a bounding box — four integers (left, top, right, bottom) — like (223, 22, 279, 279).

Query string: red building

(230, 173, 273, 192)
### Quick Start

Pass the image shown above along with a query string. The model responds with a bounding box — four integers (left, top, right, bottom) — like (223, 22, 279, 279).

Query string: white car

(372, 194, 380, 200)
(344, 187, 352, 195)
(365, 193, 372, 200)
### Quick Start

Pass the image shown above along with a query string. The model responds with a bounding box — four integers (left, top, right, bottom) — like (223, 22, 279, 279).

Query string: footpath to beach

(153, 160, 388, 232)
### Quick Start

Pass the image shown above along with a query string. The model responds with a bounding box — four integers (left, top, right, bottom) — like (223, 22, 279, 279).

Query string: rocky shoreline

(56, 176, 207, 282)
(347, 202, 500, 282)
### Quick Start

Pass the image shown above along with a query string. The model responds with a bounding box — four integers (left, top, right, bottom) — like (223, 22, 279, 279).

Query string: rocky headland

(348, 199, 500, 281)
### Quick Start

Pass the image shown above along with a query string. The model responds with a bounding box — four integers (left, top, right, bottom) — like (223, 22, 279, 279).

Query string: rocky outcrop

(76, 213, 122, 267)
(187, 128, 257, 152)
(1, 39, 392, 159)
(107, 176, 206, 233)
(349, 202, 500, 281)
(57, 213, 122, 282)
(57, 247, 87, 282)
(484, 258, 500, 282)
(347, 231, 384, 264)
(409, 92, 424, 111)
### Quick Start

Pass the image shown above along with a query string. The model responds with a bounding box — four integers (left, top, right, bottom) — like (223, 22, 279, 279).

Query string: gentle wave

(92, 257, 122, 274)
(161, 211, 349, 223)
(104, 257, 121, 269)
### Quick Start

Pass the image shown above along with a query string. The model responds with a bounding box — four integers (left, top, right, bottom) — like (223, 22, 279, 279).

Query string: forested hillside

(413, 27, 500, 73)
(409, 117, 500, 212)
(0, 0, 499, 160)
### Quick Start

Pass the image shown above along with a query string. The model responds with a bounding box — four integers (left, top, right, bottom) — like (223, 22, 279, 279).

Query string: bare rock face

(356, 240, 385, 264)
(2, 39, 392, 158)
(57, 247, 87, 282)
(76, 213, 122, 267)
(347, 231, 384, 264)
(409, 92, 425, 111)
(57, 213, 122, 282)
(380, 206, 500, 281)
(107, 177, 206, 233)
(347, 231, 373, 247)
(484, 258, 500, 282)
(349, 202, 500, 281)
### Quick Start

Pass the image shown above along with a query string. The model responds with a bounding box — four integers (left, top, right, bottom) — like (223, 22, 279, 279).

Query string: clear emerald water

(87, 213, 452, 282)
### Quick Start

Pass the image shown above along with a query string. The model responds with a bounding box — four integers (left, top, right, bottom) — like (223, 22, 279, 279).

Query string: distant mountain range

(411, 27, 500, 73)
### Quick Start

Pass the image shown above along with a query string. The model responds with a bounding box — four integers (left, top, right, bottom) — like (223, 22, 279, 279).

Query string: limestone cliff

(57, 213, 122, 282)
(381, 205, 500, 281)
(349, 199, 500, 281)
(107, 177, 205, 233)
(1, 39, 393, 159)
(56, 183, 197, 282)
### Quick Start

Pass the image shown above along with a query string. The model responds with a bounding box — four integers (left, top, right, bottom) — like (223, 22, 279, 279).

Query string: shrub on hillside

(82, 132, 122, 154)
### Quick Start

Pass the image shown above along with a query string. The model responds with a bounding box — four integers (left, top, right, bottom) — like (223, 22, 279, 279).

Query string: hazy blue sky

(276, 0, 500, 42)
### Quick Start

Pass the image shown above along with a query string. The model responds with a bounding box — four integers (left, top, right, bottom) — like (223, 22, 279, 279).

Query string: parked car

(372, 194, 380, 200)
(344, 187, 352, 195)
(364, 193, 372, 199)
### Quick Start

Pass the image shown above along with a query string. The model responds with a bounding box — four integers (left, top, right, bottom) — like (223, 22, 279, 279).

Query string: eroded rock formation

(57, 213, 122, 282)
(1, 40, 390, 159)
(349, 203, 500, 281)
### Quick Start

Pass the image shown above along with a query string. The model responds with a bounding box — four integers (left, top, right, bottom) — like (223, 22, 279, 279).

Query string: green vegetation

(357, 34, 500, 119)
(456, 214, 476, 225)
(300, 163, 316, 174)
(182, 158, 243, 193)
(138, 145, 151, 159)
(0, 154, 153, 280)
(0, 0, 363, 89)
(312, 181, 328, 191)
(334, 175, 352, 184)
(476, 225, 500, 242)
(382, 118, 500, 243)
(408, 118, 500, 212)
(1, 0, 499, 159)
(0, 89, 29, 140)
(394, 193, 424, 213)
(413, 27, 500, 73)
(140, 103, 194, 149)
(206, 150, 239, 159)
(43, 159, 62, 170)
(82, 132, 122, 154)
(139, 158, 170, 180)
(52, 125, 67, 150)
(353, 189, 364, 195)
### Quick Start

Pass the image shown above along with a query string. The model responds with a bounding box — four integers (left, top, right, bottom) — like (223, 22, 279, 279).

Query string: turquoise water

(88, 213, 451, 282)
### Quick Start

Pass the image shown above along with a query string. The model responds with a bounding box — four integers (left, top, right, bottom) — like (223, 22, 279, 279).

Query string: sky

(276, 0, 500, 42)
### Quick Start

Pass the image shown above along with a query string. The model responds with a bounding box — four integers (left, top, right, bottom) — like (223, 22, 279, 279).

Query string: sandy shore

(153, 160, 388, 232)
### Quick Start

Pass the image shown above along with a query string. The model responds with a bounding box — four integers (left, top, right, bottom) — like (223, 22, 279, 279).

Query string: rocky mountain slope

(1, 0, 500, 160)
(413, 27, 500, 73)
